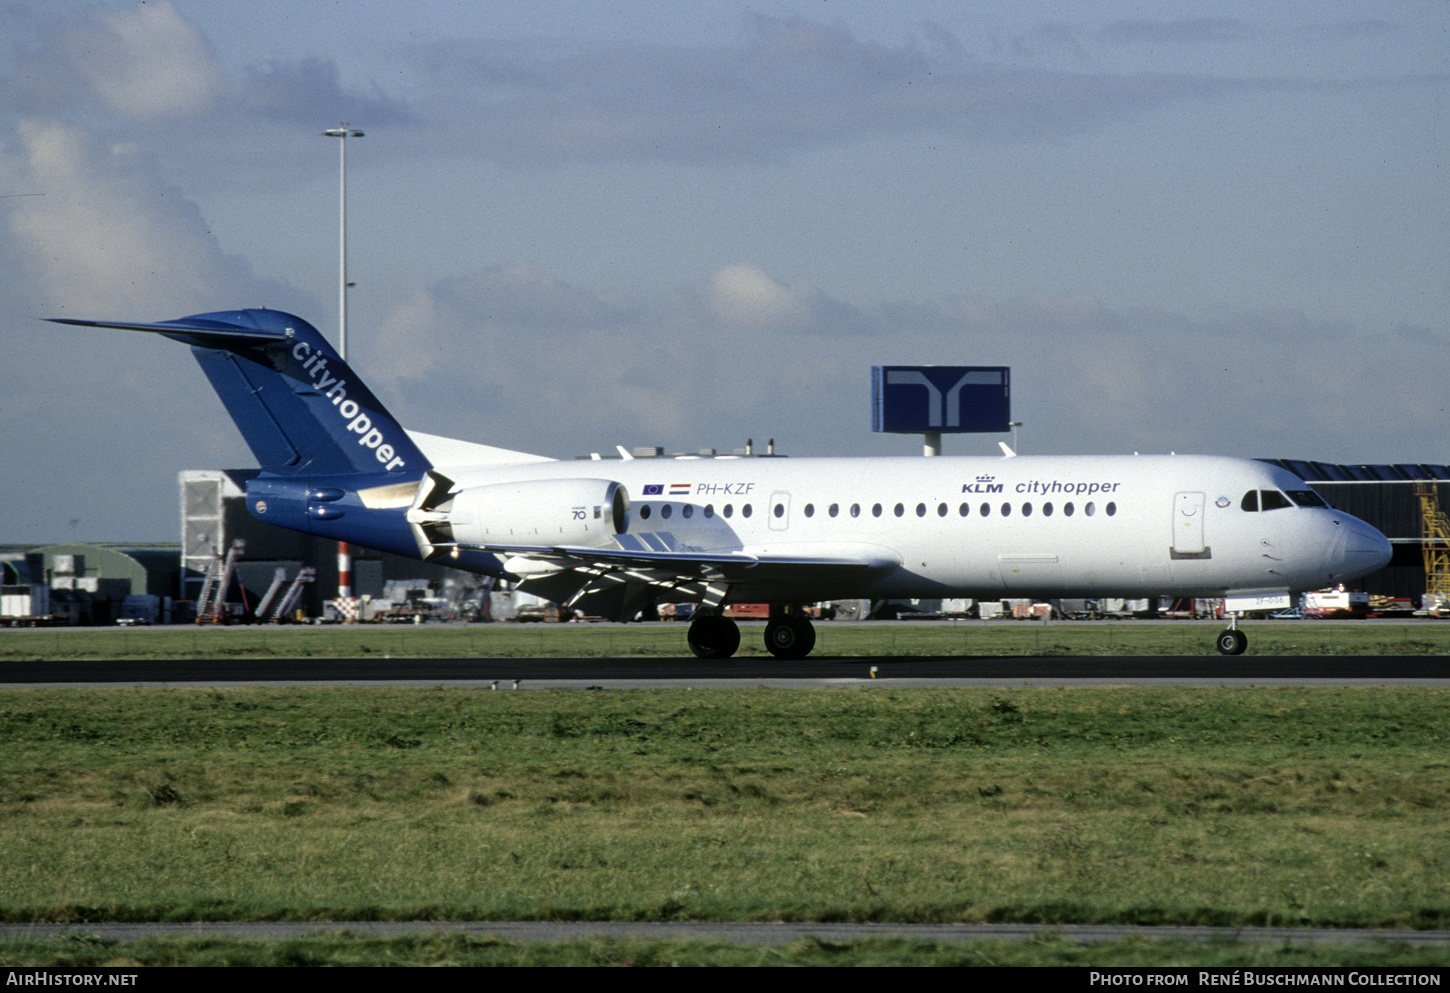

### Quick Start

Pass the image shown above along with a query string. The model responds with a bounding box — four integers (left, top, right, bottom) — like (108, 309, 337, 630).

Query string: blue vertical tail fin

(51, 309, 430, 479)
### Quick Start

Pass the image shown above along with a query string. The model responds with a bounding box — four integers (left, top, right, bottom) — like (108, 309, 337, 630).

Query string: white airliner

(54, 309, 1392, 658)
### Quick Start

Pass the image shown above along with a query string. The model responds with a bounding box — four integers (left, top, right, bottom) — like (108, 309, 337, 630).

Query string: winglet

(999, 442, 1017, 458)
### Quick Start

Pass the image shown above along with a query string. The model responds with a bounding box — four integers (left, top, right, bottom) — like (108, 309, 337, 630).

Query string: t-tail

(50, 309, 459, 564)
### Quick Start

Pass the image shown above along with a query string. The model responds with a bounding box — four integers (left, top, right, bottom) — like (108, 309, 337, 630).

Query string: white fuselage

(431, 452, 1391, 604)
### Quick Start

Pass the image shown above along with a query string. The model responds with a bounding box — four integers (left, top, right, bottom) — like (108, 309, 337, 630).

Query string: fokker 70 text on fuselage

(53, 309, 1392, 657)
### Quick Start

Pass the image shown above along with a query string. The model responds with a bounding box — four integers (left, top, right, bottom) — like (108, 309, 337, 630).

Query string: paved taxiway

(2, 653, 1447, 687)
(5, 920, 1450, 948)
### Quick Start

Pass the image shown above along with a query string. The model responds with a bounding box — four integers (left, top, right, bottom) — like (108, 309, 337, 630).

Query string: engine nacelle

(407, 473, 628, 559)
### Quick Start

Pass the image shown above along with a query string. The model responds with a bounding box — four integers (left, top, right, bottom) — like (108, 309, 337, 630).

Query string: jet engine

(406, 471, 628, 560)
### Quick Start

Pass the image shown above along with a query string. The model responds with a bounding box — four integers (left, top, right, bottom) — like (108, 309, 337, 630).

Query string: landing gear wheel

(1216, 629, 1248, 655)
(687, 614, 740, 658)
(764, 615, 816, 659)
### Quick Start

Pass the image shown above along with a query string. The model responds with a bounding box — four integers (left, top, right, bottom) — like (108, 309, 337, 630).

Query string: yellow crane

(1416, 483, 1450, 614)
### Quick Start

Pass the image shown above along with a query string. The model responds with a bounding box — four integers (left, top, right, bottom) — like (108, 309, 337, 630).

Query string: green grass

(3, 618, 1450, 659)
(1, 686, 1447, 935)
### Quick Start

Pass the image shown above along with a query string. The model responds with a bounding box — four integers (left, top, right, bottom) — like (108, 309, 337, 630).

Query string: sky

(1, 0, 1447, 543)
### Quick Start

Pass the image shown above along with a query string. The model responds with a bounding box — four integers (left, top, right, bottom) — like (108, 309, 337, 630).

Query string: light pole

(323, 124, 363, 617)
(322, 124, 363, 359)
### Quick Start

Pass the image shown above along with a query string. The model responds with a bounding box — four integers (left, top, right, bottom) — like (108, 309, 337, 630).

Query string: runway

(2, 653, 1447, 686)
(6, 919, 1450, 948)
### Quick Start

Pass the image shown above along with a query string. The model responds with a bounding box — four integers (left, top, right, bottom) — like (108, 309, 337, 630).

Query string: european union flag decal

(642, 484, 664, 495)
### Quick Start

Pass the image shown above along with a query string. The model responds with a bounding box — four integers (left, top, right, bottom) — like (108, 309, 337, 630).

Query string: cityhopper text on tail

(53, 308, 1392, 657)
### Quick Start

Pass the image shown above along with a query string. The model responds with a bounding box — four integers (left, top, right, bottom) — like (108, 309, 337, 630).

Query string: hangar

(1261, 459, 1450, 604)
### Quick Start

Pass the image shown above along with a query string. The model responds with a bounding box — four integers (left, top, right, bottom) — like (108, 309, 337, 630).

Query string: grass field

(3, 617, 1450, 659)
(2, 623, 1447, 965)
(1, 683, 1448, 966)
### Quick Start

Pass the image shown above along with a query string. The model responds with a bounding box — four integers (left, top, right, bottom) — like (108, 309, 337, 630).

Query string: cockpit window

(1242, 489, 1297, 512)
(1286, 489, 1327, 508)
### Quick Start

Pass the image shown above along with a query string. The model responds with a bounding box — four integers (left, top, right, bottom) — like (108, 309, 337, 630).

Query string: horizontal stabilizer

(48, 314, 289, 347)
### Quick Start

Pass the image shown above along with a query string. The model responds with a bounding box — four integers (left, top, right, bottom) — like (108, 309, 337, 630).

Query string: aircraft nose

(1337, 519, 1392, 575)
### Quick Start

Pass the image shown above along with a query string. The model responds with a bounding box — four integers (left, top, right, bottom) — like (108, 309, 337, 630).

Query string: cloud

(0, 113, 312, 546)
(242, 57, 414, 127)
(695, 263, 868, 335)
(0, 119, 298, 318)
(394, 12, 1229, 164)
(364, 261, 1448, 468)
(701, 263, 818, 331)
(1099, 18, 1255, 46)
(66, 0, 228, 120)
(373, 266, 682, 445)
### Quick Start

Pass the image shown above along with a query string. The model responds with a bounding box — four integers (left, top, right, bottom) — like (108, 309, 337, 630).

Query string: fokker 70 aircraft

(55, 309, 1392, 657)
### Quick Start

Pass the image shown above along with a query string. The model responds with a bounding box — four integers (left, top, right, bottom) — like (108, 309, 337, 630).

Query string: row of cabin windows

(802, 500, 1117, 519)
(1242, 489, 1327, 512)
(632, 490, 1327, 523)
(635, 500, 1119, 521)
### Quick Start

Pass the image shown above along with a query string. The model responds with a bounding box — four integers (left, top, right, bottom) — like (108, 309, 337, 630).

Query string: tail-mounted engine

(406, 471, 628, 560)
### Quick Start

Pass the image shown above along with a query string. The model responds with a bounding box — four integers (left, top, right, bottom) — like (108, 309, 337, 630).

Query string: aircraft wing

(453, 535, 902, 616)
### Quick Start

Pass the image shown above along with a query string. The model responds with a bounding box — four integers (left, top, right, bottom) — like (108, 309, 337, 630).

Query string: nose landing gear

(1216, 610, 1248, 655)
(1216, 627, 1248, 655)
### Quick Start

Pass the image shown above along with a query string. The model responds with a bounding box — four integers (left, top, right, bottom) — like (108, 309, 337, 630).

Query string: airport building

(1260, 460, 1450, 603)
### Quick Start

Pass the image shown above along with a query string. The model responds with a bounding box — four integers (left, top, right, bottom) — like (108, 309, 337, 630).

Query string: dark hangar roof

(1258, 460, 1450, 483)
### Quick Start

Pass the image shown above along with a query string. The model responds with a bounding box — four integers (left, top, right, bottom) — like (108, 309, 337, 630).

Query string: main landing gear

(685, 608, 818, 659)
(687, 613, 740, 659)
(763, 611, 815, 659)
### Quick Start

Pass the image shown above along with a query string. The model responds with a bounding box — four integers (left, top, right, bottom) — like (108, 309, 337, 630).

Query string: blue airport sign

(871, 365, 1010, 434)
